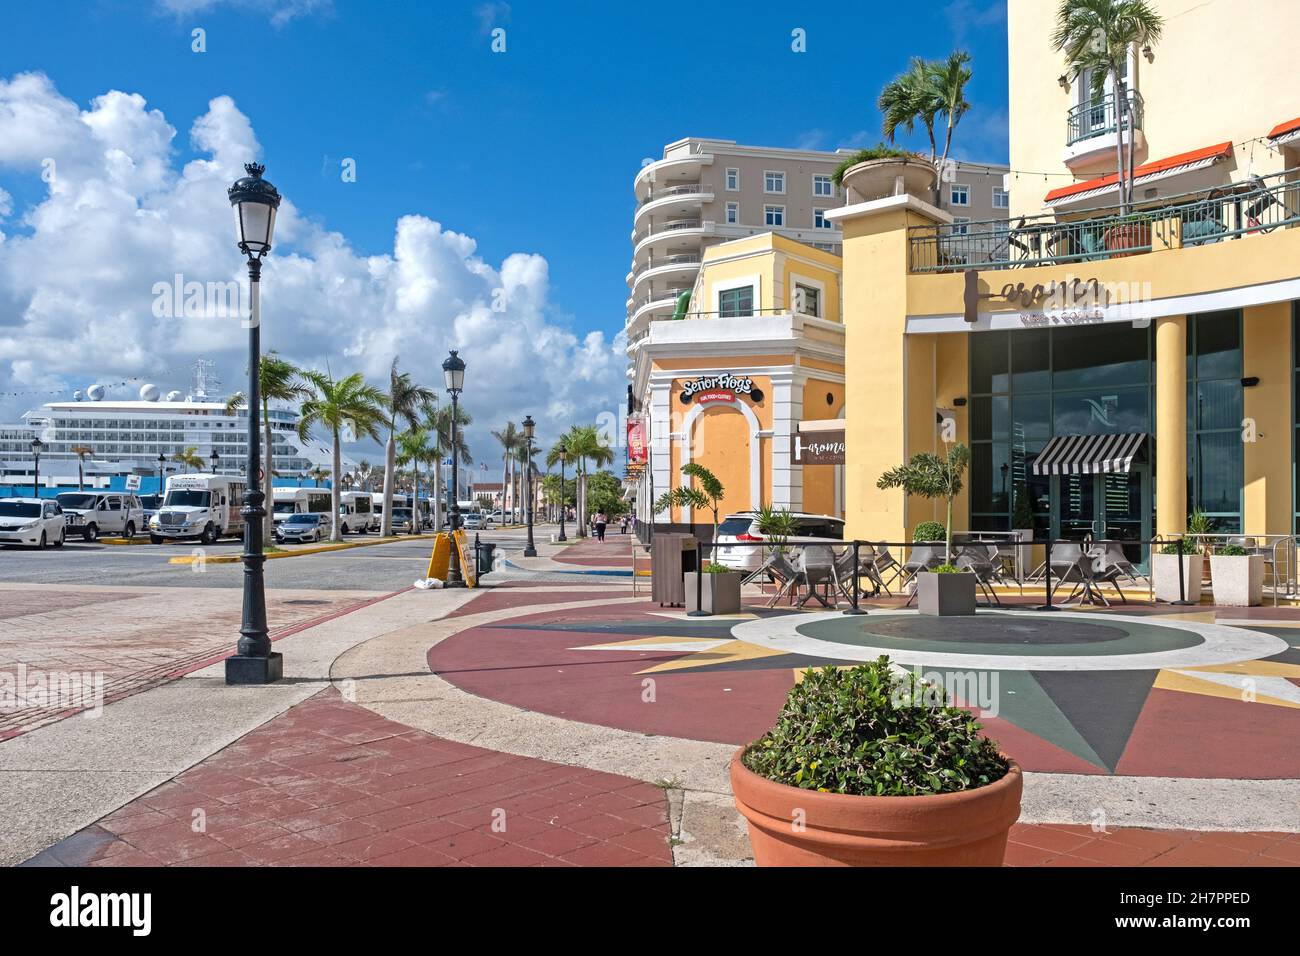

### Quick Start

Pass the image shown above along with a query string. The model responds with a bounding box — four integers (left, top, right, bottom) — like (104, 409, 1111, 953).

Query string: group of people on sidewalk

(588, 511, 632, 542)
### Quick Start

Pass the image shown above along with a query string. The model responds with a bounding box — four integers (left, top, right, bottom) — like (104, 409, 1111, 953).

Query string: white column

(650, 383, 672, 523)
(770, 373, 803, 511)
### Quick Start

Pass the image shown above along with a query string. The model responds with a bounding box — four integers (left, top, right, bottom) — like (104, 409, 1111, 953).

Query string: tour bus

(369, 492, 409, 521)
(272, 488, 332, 527)
(339, 491, 378, 534)
(149, 474, 247, 544)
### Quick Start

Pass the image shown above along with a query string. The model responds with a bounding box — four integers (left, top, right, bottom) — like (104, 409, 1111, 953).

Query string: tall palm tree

(879, 57, 938, 164)
(428, 402, 473, 530)
(397, 427, 433, 530)
(560, 424, 614, 537)
(1052, 0, 1164, 214)
(298, 371, 388, 543)
(225, 352, 311, 540)
(928, 51, 973, 189)
(491, 422, 521, 524)
(380, 359, 437, 536)
(173, 446, 203, 473)
(70, 444, 94, 491)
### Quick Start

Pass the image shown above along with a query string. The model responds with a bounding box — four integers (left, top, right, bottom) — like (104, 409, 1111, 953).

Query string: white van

(370, 492, 409, 527)
(272, 488, 332, 527)
(339, 491, 378, 533)
(56, 491, 146, 541)
(150, 474, 247, 544)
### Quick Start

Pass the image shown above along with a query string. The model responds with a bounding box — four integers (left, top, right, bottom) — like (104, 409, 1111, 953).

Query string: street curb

(167, 533, 436, 565)
(97, 538, 154, 546)
(502, 558, 646, 578)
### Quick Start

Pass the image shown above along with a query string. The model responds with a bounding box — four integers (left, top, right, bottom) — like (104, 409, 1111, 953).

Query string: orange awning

(1045, 141, 1234, 204)
(1268, 117, 1300, 142)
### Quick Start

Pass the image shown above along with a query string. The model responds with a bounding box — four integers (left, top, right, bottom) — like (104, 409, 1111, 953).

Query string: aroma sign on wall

(678, 373, 761, 405)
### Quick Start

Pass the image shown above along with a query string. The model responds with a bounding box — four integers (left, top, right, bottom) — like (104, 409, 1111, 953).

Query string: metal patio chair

(796, 546, 837, 609)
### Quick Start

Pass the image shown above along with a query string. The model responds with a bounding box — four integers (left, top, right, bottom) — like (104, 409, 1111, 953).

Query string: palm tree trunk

(331, 427, 343, 543)
(433, 457, 443, 530)
(381, 428, 395, 536)
(263, 399, 275, 541)
(1122, 86, 1136, 208)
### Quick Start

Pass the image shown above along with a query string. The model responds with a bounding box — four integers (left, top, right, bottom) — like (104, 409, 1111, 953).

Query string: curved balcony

(626, 287, 691, 339)
(632, 219, 714, 263)
(633, 152, 714, 201)
(1064, 90, 1145, 170)
(633, 182, 714, 227)
(628, 253, 702, 299)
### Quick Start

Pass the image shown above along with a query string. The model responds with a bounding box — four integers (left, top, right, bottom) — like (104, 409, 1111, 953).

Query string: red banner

(627, 418, 648, 464)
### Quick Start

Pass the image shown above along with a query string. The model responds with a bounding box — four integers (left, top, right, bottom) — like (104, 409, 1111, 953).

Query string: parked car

(390, 507, 416, 534)
(462, 513, 492, 530)
(57, 491, 145, 541)
(714, 511, 846, 573)
(0, 498, 66, 549)
(275, 512, 329, 544)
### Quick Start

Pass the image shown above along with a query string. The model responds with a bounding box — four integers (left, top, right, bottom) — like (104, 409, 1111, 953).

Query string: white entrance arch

(674, 399, 763, 521)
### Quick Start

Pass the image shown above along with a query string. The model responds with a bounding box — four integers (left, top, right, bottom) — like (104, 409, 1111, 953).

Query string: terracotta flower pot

(730, 749, 1022, 866)
(1103, 222, 1151, 258)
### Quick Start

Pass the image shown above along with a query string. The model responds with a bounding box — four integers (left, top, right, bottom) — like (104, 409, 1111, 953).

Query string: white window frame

(992, 186, 1009, 210)
(725, 201, 739, 224)
(763, 170, 786, 194)
(951, 216, 971, 236)
(725, 167, 740, 192)
(812, 174, 834, 198)
(790, 274, 826, 319)
(764, 204, 785, 227)
(813, 208, 832, 229)
(715, 280, 758, 318)
(950, 183, 970, 207)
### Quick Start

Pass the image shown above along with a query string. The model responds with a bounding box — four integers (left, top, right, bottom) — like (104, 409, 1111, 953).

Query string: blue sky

(0, 0, 1009, 342)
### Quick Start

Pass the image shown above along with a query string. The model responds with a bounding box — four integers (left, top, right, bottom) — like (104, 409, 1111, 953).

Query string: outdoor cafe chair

(796, 545, 837, 609)
(1046, 541, 1085, 602)
(1096, 541, 1140, 584)
(764, 550, 802, 608)
(870, 545, 903, 593)
(954, 545, 1003, 606)
(901, 544, 945, 606)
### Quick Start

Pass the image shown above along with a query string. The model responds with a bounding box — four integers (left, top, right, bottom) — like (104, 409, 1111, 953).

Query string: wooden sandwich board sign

(453, 529, 478, 588)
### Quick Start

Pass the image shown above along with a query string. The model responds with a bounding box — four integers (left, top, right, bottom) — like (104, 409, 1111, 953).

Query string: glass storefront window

(1052, 322, 1149, 391)
(1186, 310, 1243, 530)
(970, 332, 1008, 394)
(1052, 386, 1150, 435)
(1011, 329, 1050, 392)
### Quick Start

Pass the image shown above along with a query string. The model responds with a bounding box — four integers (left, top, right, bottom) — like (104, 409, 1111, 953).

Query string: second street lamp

(522, 415, 537, 557)
(210, 449, 220, 474)
(443, 349, 467, 588)
(557, 440, 568, 542)
(30, 438, 43, 498)
(225, 161, 282, 686)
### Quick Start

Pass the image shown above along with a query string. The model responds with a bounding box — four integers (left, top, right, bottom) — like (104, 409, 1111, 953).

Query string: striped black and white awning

(1031, 433, 1148, 476)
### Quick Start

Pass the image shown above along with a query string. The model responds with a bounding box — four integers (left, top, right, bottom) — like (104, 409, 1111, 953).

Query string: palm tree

(225, 352, 311, 540)
(928, 51, 973, 189)
(397, 428, 433, 529)
(560, 424, 615, 537)
(1052, 0, 1164, 215)
(173, 446, 203, 473)
(879, 57, 938, 164)
(298, 371, 388, 543)
(428, 402, 472, 530)
(491, 422, 521, 524)
(380, 359, 437, 536)
(70, 444, 94, 490)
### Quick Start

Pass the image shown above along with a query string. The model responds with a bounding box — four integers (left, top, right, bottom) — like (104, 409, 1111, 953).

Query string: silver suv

(714, 511, 845, 572)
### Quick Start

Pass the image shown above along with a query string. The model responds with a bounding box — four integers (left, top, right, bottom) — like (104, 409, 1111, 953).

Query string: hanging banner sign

(793, 430, 846, 465)
(627, 418, 648, 464)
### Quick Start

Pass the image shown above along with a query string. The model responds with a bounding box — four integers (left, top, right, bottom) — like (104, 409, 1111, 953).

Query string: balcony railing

(907, 168, 1300, 273)
(1066, 90, 1144, 147)
(638, 183, 711, 209)
(631, 288, 692, 311)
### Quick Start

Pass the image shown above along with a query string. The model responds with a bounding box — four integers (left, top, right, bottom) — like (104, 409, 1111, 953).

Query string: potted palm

(731, 658, 1021, 866)
(1209, 543, 1265, 607)
(878, 444, 975, 616)
(658, 465, 743, 612)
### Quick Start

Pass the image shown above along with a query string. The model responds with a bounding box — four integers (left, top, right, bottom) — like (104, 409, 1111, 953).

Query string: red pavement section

(28, 689, 672, 868)
(1006, 823, 1300, 867)
(550, 534, 639, 568)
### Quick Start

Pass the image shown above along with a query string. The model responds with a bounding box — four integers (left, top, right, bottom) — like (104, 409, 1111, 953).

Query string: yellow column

(1242, 302, 1292, 536)
(1155, 316, 1188, 537)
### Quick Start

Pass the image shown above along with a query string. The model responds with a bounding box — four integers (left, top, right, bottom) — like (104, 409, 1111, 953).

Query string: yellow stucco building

(832, 0, 1300, 562)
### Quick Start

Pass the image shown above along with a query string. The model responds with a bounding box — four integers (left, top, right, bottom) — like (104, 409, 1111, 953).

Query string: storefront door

(1050, 467, 1150, 568)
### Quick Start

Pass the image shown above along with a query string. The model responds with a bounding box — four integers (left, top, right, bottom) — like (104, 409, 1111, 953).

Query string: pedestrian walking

(594, 510, 608, 542)
(620, 514, 629, 535)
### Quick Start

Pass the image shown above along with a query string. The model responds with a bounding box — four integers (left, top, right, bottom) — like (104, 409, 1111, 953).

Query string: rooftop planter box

(732, 659, 1022, 866)
(1152, 550, 1203, 603)
(839, 156, 938, 205)
(1209, 551, 1264, 607)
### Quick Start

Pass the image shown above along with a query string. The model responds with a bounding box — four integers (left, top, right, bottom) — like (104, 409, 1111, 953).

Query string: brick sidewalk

(24, 689, 673, 867)
(1007, 823, 1300, 866)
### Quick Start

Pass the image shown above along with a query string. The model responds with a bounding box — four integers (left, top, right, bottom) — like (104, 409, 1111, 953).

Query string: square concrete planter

(1208, 554, 1265, 606)
(917, 571, 977, 616)
(1152, 553, 1204, 603)
(685, 571, 743, 614)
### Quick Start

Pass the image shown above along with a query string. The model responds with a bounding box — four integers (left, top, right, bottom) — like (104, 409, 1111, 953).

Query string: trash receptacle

(476, 541, 497, 575)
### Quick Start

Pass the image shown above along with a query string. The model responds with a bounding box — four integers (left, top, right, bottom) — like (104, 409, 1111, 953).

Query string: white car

(462, 513, 492, 530)
(0, 498, 67, 549)
(714, 511, 846, 572)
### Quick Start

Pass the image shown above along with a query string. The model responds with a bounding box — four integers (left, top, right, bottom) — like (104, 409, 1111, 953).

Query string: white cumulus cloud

(0, 72, 626, 461)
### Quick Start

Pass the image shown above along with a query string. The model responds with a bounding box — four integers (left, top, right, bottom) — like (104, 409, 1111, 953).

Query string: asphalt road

(0, 526, 544, 590)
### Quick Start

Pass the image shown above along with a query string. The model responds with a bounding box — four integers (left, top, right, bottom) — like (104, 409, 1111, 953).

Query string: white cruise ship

(0, 365, 346, 488)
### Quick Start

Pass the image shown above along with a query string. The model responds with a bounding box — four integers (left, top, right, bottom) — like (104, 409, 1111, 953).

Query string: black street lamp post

(210, 449, 220, 474)
(156, 454, 166, 499)
(225, 162, 282, 686)
(30, 438, 43, 498)
(522, 415, 537, 557)
(443, 350, 467, 587)
(557, 440, 568, 542)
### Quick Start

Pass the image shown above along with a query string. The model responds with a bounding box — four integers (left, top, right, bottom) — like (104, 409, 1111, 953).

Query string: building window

(725, 167, 740, 191)
(950, 184, 970, 206)
(793, 283, 821, 318)
(764, 170, 786, 194)
(951, 217, 970, 236)
(764, 205, 784, 227)
(1188, 310, 1243, 532)
(814, 208, 832, 229)
(813, 174, 834, 197)
(725, 201, 739, 224)
(718, 286, 754, 318)
(993, 187, 1009, 209)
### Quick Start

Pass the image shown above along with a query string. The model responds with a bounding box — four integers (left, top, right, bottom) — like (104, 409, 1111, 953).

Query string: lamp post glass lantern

(557, 441, 568, 542)
(30, 438, 43, 498)
(225, 161, 283, 686)
(442, 350, 467, 587)
(522, 415, 537, 557)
